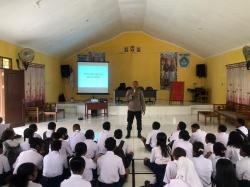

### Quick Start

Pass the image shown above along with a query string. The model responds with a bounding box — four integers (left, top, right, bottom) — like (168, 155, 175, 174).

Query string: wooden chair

(43, 103, 65, 122)
(25, 106, 44, 123)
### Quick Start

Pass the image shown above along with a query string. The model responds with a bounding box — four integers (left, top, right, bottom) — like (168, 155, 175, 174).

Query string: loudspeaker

(61, 65, 70, 78)
(196, 64, 207, 77)
(247, 61, 250, 70)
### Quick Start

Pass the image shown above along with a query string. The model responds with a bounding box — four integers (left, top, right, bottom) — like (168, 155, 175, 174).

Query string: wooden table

(44, 109, 65, 122)
(85, 102, 108, 119)
(197, 111, 219, 125)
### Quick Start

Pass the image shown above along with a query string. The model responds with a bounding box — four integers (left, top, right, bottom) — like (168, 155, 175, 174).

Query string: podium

(85, 102, 108, 118)
(169, 81, 184, 104)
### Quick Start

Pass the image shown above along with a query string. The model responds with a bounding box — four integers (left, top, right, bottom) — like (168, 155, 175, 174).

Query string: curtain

(24, 64, 45, 106)
(226, 62, 250, 105)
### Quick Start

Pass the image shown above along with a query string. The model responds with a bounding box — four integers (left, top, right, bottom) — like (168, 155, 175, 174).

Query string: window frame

(0, 56, 12, 69)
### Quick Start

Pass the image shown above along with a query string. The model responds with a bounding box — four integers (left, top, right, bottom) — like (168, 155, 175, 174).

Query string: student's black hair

(23, 128, 34, 141)
(206, 133, 216, 144)
(114, 129, 123, 139)
(51, 140, 62, 151)
(237, 118, 245, 127)
(193, 141, 204, 157)
(85, 129, 95, 140)
(152, 121, 160, 130)
(179, 130, 190, 141)
(48, 122, 56, 130)
(0, 117, 3, 123)
(29, 124, 38, 132)
(213, 142, 226, 157)
(215, 159, 239, 187)
(1, 128, 15, 141)
(105, 137, 116, 151)
(29, 137, 43, 150)
(156, 132, 170, 158)
(191, 123, 200, 129)
(56, 127, 68, 138)
(70, 156, 86, 174)
(0, 141, 3, 150)
(75, 142, 87, 157)
(73, 124, 81, 130)
(103, 121, 111, 131)
(218, 124, 227, 132)
(173, 147, 186, 159)
(241, 143, 250, 157)
(227, 131, 244, 148)
(178, 121, 186, 131)
(52, 132, 61, 140)
(8, 163, 37, 187)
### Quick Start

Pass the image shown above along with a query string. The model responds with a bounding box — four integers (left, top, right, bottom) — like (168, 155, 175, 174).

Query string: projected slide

(77, 62, 109, 94)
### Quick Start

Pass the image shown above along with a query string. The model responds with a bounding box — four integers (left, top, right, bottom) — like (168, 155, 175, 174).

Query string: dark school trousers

(127, 110, 142, 131)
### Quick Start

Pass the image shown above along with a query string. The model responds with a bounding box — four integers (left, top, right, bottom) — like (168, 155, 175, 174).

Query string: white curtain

(227, 63, 250, 105)
(24, 64, 45, 106)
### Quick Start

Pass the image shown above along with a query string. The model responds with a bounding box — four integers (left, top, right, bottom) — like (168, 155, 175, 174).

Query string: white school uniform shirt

(97, 130, 112, 154)
(97, 151, 126, 184)
(3, 139, 20, 154)
(115, 138, 130, 154)
(44, 130, 54, 139)
(146, 130, 160, 148)
(20, 139, 30, 151)
(163, 160, 177, 184)
(82, 156, 96, 181)
(68, 130, 85, 152)
(238, 126, 248, 136)
(164, 179, 189, 187)
(43, 151, 67, 178)
(60, 174, 91, 187)
(169, 130, 180, 143)
(28, 181, 42, 187)
(236, 156, 250, 181)
(216, 132, 229, 146)
(226, 146, 242, 165)
(150, 146, 171, 165)
(192, 155, 213, 187)
(13, 148, 43, 174)
(34, 133, 42, 139)
(172, 139, 193, 158)
(204, 143, 215, 160)
(59, 139, 73, 158)
(190, 129, 207, 144)
(0, 154, 10, 174)
(84, 139, 98, 159)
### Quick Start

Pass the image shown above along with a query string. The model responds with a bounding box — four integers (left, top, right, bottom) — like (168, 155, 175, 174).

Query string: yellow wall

(205, 48, 245, 104)
(0, 40, 62, 102)
(63, 32, 205, 101)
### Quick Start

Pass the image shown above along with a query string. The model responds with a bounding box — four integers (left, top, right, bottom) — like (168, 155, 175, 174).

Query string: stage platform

(57, 101, 213, 118)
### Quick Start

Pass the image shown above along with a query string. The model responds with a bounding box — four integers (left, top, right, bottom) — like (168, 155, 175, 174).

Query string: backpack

(114, 140, 127, 167)
(3, 141, 20, 167)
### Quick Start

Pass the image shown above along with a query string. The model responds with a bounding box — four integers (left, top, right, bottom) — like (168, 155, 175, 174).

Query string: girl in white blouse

(144, 132, 171, 187)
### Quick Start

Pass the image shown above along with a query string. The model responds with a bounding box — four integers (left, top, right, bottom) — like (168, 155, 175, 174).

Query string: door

(4, 69, 25, 127)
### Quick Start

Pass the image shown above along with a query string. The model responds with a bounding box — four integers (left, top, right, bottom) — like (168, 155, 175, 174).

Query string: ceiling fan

(16, 48, 35, 70)
(242, 46, 250, 70)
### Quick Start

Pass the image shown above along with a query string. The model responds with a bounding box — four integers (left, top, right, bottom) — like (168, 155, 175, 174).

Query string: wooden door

(4, 70, 25, 127)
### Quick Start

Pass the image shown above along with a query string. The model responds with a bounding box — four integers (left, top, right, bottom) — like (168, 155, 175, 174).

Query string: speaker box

(196, 64, 207, 77)
(247, 61, 250, 70)
(61, 65, 70, 78)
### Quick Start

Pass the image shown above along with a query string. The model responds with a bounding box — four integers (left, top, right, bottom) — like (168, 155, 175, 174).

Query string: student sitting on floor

(29, 124, 42, 139)
(236, 143, 250, 187)
(1, 128, 21, 167)
(84, 129, 98, 159)
(236, 118, 249, 142)
(68, 124, 85, 152)
(13, 138, 44, 174)
(55, 128, 73, 159)
(43, 122, 56, 140)
(190, 123, 207, 144)
(114, 129, 134, 168)
(204, 133, 216, 159)
(226, 131, 244, 165)
(192, 142, 213, 187)
(60, 157, 91, 187)
(42, 140, 67, 187)
(74, 142, 96, 185)
(144, 132, 171, 187)
(97, 137, 126, 187)
(8, 163, 42, 187)
(216, 124, 229, 147)
(168, 121, 187, 145)
(20, 128, 35, 151)
(172, 130, 193, 158)
(141, 121, 161, 151)
(97, 121, 112, 155)
(0, 141, 11, 186)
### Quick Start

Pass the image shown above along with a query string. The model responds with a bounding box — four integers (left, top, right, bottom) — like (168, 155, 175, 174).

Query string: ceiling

(0, 0, 250, 58)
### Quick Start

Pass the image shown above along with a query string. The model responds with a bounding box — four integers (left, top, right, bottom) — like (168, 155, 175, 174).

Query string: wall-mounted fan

(16, 48, 35, 70)
(243, 45, 250, 70)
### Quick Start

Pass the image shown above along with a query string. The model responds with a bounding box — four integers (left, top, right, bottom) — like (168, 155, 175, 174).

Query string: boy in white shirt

(42, 140, 67, 187)
(97, 137, 126, 186)
(141, 121, 161, 151)
(43, 122, 56, 140)
(55, 128, 73, 158)
(68, 124, 85, 152)
(204, 133, 216, 159)
(84, 129, 98, 159)
(97, 122, 112, 155)
(61, 157, 91, 187)
(236, 118, 249, 141)
(190, 123, 207, 144)
(168, 121, 187, 144)
(29, 124, 42, 139)
(20, 128, 34, 151)
(216, 124, 229, 146)
(0, 142, 11, 186)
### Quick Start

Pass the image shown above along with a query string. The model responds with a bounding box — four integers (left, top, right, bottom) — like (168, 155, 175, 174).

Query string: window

(0, 56, 12, 69)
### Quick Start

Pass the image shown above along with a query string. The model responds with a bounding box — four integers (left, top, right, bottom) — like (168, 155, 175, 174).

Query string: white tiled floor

(13, 113, 235, 187)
